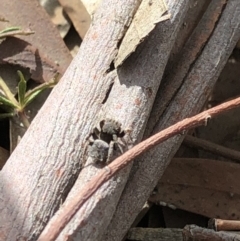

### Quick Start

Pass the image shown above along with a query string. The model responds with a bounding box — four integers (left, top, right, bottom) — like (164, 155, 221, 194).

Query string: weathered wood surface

(46, 0, 190, 240)
(103, 0, 240, 240)
(0, 0, 143, 240)
(183, 225, 240, 241)
(0, 0, 240, 241)
(127, 225, 240, 241)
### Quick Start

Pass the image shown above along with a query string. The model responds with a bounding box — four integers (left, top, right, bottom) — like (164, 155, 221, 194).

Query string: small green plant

(0, 19, 34, 39)
(0, 21, 51, 128)
(0, 71, 59, 128)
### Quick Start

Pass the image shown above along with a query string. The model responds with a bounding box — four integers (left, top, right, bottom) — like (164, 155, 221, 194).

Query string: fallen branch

(105, 2, 240, 238)
(183, 135, 240, 163)
(0, 1, 142, 240)
(38, 96, 240, 241)
(50, 0, 178, 239)
(183, 225, 240, 241)
(209, 218, 240, 231)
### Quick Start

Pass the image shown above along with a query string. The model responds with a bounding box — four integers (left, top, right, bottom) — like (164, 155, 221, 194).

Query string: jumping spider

(87, 118, 126, 164)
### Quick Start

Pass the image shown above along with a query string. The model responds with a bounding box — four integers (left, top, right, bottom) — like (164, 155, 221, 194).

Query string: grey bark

(0, 0, 142, 240)
(53, 0, 189, 240)
(183, 225, 240, 241)
(0, 0, 239, 241)
(103, 0, 240, 240)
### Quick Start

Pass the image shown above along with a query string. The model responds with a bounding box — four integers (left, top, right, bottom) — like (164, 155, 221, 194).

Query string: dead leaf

(150, 158, 240, 219)
(0, 0, 72, 76)
(59, 0, 91, 39)
(0, 37, 61, 83)
(115, 0, 170, 67)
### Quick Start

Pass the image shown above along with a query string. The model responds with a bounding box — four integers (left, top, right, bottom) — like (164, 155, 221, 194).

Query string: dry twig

(209, 218, 240, 231)
(183, 225, 240, 241)
(184, 135, 240, 163)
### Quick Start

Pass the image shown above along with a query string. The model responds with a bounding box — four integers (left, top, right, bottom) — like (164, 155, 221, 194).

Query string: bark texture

(0, 0, 142, 240)
(44, 0, 181, 240)
(103, 0, 240, 240)
(183, 225, 240, 241)
(0, 0, 240, 241)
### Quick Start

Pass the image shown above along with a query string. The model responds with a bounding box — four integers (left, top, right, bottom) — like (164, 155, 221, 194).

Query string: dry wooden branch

(145, 0, 228, 137)
(104, 1, 240, 240)
(0, 1, 142, 240)
(51, 1, 184, 240)
(183, 225, 240, 241)
(184, 135, 240, 163)
(209, 219, 240, 231)
(38, 97, 240, 241)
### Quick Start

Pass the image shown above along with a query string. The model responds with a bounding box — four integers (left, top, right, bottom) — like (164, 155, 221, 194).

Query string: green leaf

(0, 77, 19, 106)
(0, 27, 34, 39)
(24, 83, 54, 107)
(24, 89, 44, 106)
(24, 74, 58, 106)
(0, 26, 21, 34)
(17, 71, 27, 108)
(0, 95, 18, 109)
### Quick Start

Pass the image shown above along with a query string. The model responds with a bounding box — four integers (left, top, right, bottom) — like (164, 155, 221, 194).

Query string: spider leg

(115, 141, 124, 154)
(106, 140, 115, 163)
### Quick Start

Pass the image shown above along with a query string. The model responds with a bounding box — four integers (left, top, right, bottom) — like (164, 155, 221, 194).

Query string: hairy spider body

(87, 139, 109, 163)
(87, 118, 126, 164)
(101, 119, 123, 136)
